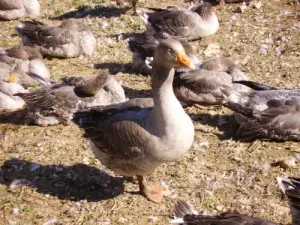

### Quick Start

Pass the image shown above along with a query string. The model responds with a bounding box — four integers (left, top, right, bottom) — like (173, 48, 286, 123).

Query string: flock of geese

(0, 0, 299, 224)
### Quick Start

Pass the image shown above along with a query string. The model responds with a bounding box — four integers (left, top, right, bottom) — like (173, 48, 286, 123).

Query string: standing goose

(0, 0, 40, 20)
(138, 2, 219, 41)
(173, 56, 248, 106)
(222, 80, 300, 141)
(14, 70, 126, 126)
(15, 19, 96, 58)
(128, 35, 200, 75)
(73, 39, 195, 203)
(0, 45, 50, 88)
(171, 177, 300, 225)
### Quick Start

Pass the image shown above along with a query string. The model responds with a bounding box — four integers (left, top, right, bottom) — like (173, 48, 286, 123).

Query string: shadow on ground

(51, 5, 130, 20)
(0, 158, 125, 201)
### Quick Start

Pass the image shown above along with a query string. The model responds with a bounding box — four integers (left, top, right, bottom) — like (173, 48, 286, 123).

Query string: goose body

(0, 45, 50, 88)
(139, 3, 219, 41)
(73, 39, 195, 203)
(0, 0, 40, 20)
(224, 81, 300, 141)
(15, 70, 126, 126)
(0, 81, 27, 112)
(173, 56, 248, 106)
(16, 19, 96, 58)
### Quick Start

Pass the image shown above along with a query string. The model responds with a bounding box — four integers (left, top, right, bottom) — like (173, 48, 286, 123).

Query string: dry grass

(0, 0, 300, 224)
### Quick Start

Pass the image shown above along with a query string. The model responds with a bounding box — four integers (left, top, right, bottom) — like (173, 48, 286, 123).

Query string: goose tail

(232, 80, 278, 91)
(136, 9, 149, 25)
(170, 200, 198, 224)
(26, 72, 56, 87)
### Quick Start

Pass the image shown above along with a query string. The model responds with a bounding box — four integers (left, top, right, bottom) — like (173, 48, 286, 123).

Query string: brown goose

(15, 19, 96, 58)
(138, 2, 219, 41)
(222, 81, 300, 141)
(73, 39, 195, 203)
(173, 56, 248, 106)
(0, 45, 50, 88)
(171, 176, 300, 225)
(14, 70, 126, 126)
(128, 35, 200, 75)
(0, 0, 40, 20)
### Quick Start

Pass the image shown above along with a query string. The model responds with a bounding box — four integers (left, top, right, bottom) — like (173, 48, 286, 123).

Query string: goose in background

(73, 39, 195, 203)
(222, 80, 300, 141)
(0, 45, 50, 88)
(15, 19, 96, 58)
(0, 0, 40, 20)
(138, 2, 219, 41)
(14, 70, 126, 126)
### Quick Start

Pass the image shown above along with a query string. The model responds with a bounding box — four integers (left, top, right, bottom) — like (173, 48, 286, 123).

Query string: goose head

(154, 39, 196, 70)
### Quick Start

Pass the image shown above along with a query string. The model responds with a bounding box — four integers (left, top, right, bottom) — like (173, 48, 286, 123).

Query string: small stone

(252, 1, 262, 9)
(236, 2, 247, 13)
(43, 219, 57, 225)
(204, 43, 221, 57)
(118, 217, 127, 223)
(148, 216, 158, 223)
(12, 208, 19, 216)
(216, 205, 223, 211)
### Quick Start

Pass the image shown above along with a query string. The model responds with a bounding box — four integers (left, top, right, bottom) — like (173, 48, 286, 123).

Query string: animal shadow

(51, 5, 130, 20)
(0, 158, 125, 201)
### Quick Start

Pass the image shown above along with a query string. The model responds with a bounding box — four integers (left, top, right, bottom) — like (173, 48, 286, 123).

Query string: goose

(14, 70, 126, 126)
(15, 19, 96, 58)
(222, 80, 300, 141)
(73, 39, 195, 203)
(128, 35, 200, 75)
(0, 45, 50, 88)
(171, 177, 300, 224)
(0, 0, 40, 20)
(116, 0, 139, 14)
(173, 56, 248, 106)
(138, 2, 219, 41)
(0, 80, 27, 113)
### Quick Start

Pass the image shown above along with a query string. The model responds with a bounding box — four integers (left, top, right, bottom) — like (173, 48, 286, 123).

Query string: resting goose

(222, 81, 300, 141)
(173, 56, 248, 106)
(138, 2, 219, 41)
(0, 80, 27, 113)
(0, 45, 50, 88)
(73, 39, 195, 203)
(171, 177, 300, 225)
(14, 70, 126, 126)
(128, 35, 200, 75)
(16, 19, 96, 58)
(0, 0, 40, 20)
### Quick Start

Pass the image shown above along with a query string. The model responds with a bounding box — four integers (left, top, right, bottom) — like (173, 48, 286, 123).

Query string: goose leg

(137, 175, 166, 203)
(132, 1, 138, 15)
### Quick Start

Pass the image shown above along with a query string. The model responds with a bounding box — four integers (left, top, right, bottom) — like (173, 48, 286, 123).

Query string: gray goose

(173, 56, 248, 106)
(15, 70, 126, 126)
(0, 0, 40, 20)
(222, 81, 300, 141)
(138, 2, 219, 41)
(0, 45, 50, 88)
(128, 35, 200, 75)
(171, 177, 300, 224)
(16, 19, 96, 58)
(73, 39, 195, 203)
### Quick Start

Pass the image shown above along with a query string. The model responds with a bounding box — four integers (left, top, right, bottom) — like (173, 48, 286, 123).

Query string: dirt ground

(0, 0, 300, 224)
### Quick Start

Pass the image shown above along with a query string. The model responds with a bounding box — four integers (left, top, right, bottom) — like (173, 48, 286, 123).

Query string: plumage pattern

(173, 56, 248, 106)
(16, 19, 96, 58)
(139, 3, 219, 41)
(15, 70, 126, 126)
(0, 0, 40, 20)
(223, 81, 300, 141)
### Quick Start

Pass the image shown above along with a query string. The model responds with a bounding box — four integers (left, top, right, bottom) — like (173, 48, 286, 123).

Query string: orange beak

(177, 53, 196, 70)
(9, 73, 16, 83)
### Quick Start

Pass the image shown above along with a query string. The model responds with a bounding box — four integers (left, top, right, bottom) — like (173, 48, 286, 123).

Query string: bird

(14, 70, 126, 126)
(222, 80, 300, 141)
(15, 19, 96, 58)
(173, 56, 248, 106)
(72, 39, 195, 203)
(0, 0, 40, 20)
(277, 176, 300, 225)
(138, 2, 219, 41)
(171, 200, 278, 225)
(127, 35, 200, 75)
(116, 0, 139, 14)
(0, 79, 27, 113)
(0, 45, 50, 88)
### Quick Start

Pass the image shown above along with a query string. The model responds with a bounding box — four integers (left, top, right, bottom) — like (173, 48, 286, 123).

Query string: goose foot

(137, 175, 166, 203)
